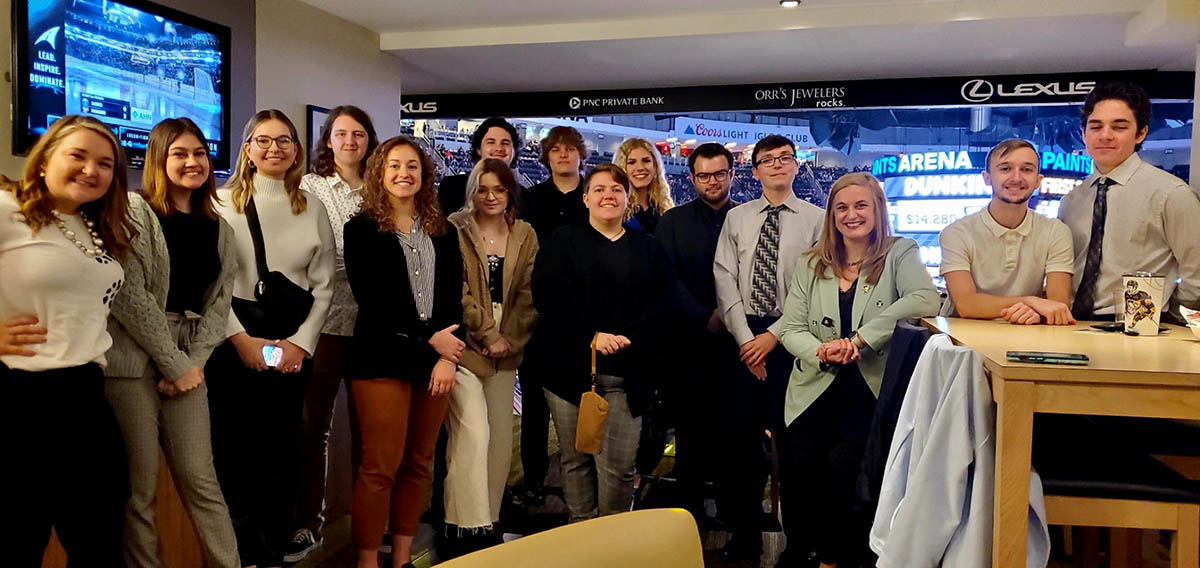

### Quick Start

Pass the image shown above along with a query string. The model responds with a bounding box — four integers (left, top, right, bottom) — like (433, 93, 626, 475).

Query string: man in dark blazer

(437, 117, 522, 215)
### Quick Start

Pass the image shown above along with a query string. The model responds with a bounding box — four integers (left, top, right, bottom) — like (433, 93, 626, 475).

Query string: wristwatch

(850, 332, 866, 350)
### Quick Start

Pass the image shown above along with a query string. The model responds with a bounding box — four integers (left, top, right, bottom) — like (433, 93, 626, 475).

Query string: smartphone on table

(1006, 351, 1089, 365)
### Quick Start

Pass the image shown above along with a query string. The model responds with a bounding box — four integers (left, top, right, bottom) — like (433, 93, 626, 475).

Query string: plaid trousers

(545, 374, 642, 523)
(105, 315, 240, 568)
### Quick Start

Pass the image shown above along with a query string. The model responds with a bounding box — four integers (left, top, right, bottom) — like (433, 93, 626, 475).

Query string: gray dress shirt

(1058, 153, 1200, 316)
(714, 192, 825, 345)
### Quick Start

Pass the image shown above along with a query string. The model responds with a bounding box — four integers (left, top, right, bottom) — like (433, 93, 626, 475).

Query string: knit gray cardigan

(104, 193, 237, 380)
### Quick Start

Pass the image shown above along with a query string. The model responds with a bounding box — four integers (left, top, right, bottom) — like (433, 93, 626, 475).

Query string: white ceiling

(297, 0, 1200, 95)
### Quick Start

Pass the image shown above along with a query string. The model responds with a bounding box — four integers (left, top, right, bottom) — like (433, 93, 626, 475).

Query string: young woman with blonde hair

(1, 115, 136, 565)
(779, 172, 938, 567)
(613, 138, 673, 234)
(443, 158, 538, 555)
(104, 117, 240, 568)
(207, 109, 335, 566)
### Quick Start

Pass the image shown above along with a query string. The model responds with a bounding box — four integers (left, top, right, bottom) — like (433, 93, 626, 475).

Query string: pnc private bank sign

(871, 150, 1094, 179)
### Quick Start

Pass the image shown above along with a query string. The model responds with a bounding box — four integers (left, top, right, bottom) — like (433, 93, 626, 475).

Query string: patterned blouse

(302, 172, 363, 336)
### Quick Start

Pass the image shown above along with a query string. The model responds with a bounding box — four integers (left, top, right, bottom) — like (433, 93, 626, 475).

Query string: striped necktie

(750, 205, 785, 316)
(1071, 177, 1112, 320)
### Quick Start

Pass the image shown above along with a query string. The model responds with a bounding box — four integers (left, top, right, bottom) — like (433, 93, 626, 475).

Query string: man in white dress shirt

(1058, 82, 1200, 323)
(713, 134, 824, 567)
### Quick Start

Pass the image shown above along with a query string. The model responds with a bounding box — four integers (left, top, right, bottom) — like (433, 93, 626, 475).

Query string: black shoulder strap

(244, 196, 271, 279)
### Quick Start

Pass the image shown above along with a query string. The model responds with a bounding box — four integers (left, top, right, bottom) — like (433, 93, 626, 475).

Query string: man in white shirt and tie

(714, 134, 824, 567)
(1058, 82, 1200, 322)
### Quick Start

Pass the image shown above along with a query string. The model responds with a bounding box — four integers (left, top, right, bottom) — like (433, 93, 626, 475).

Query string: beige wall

(255, 0, 405, 159)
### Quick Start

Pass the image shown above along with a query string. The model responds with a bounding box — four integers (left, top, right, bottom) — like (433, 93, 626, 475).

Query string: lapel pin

(876, 299, 885, 307)
(821, 317, 835, 328)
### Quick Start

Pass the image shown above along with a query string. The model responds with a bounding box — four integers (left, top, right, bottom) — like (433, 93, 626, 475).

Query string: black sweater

(343, 213, 464, 381)
(520, 178, 587, 243)
(526, 223, 675, 416)
(436, 174, 469, 217)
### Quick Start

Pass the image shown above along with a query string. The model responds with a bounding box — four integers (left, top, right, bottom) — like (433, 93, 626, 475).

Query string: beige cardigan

(448, 210, 539, 378)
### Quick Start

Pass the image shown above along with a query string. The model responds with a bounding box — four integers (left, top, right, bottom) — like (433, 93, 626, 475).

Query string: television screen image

(15, 0, 231, 168)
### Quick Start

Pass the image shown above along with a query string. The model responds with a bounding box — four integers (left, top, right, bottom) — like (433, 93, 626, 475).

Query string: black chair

(855, 318, 931, 519)
(1035, 415, 1200, 568)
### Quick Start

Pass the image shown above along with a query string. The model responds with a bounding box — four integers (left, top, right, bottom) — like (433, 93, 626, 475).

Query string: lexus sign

(959, 79, 1096, 103)
(960, 80, 995, 103)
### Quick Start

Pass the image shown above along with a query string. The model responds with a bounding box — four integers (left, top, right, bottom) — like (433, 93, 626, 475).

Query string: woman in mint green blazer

(779, 172, 939, 567)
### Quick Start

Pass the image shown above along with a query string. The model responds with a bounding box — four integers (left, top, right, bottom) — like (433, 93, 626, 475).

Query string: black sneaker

(717, 539, 763, 566)
(523, 485, 546, 507)
(281, 528, 322, 563)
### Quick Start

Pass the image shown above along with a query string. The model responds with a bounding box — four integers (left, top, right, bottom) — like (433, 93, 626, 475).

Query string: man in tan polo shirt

(938, 139, 1076, 325)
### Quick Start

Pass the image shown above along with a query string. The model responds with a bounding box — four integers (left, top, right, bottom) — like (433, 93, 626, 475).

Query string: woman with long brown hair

(289, 104, 379, 563)
(779, 172, 938, 567)
(343, 136, 464, 568)
(103, 117, 240, 568)
(0, 114, 136, 565)
(613, 138, 673, 234)
(207, 109, 335, 566)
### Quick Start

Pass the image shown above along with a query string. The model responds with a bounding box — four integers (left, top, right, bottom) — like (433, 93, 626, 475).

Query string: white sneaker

(281, 528, 322, 563)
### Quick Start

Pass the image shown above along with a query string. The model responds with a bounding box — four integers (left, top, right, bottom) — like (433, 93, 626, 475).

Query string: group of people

(1, 80, 1197, 568)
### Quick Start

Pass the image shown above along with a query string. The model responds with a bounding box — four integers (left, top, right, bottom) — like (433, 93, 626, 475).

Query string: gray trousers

(545, 374, 642, 523)
(105, 314, 239, 568)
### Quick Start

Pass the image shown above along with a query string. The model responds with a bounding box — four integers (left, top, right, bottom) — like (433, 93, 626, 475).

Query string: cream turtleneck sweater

(215, 174, 334, 355)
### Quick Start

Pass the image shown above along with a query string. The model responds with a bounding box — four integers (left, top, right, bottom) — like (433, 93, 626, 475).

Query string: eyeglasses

(754, 155, 796, 168)
(249, 135, 296, 150)
(693, 169, 732, 183)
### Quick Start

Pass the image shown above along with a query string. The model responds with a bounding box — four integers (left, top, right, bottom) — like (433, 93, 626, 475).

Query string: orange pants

(351, 378, 451, 548)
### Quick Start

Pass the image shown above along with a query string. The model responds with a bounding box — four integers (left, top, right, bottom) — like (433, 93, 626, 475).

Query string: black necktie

(1071, 178, 1111, 320)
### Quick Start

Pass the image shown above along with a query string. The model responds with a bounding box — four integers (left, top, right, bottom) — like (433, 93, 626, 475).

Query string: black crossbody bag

(230, 196, 315, 340)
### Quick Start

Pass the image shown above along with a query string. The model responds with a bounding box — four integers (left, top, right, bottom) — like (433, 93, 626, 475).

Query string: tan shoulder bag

(575, 333, 610, 454)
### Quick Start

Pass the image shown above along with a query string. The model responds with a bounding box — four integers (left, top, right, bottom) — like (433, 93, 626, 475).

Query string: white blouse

(0, 190, 125, 371)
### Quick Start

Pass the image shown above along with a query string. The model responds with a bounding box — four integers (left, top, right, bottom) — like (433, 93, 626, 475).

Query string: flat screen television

(12, 0, 232, 169)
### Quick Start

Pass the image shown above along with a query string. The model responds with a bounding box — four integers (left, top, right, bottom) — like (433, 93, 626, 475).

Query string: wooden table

(921, 317, 1200, 567)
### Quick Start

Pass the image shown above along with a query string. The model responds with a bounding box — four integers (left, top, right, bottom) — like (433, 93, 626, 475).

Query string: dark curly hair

(470, 117, 520, 165)
(360, 136, 448, 237)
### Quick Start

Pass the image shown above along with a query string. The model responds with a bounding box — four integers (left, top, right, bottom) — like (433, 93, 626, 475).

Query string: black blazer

(343, 212, 464, 381)
(437, 174, 469, 217)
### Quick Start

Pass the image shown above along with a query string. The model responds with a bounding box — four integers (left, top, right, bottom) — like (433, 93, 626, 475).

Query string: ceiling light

(780, 0, 800, 7)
